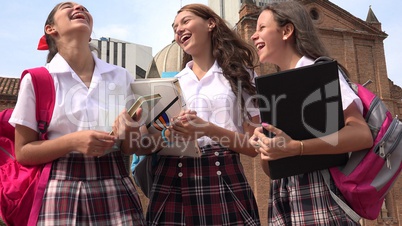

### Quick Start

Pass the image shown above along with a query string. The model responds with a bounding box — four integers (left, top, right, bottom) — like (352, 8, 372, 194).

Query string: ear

(282, 23, 294, 41)
(207, 18, 216, 31)
(45, 24, 57, 35)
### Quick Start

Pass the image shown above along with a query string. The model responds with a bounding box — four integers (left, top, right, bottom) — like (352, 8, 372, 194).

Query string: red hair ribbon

(37, 35, 49, 50)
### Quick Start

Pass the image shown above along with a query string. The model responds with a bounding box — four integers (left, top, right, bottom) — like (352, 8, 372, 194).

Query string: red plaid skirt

(269, 171, 360, 225)
(147, 144, 260, 226)
(37, 152, 145, 225)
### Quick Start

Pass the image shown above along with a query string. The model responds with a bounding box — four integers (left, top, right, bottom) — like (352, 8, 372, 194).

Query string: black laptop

(254, 60, 348, 179)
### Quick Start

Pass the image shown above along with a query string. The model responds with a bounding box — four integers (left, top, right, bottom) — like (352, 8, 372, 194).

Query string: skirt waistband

(51, 151, 129, 181)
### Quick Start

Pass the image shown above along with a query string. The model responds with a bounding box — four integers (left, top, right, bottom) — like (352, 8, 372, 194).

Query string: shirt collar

(295, 56, 315, 68)
(46, 52, 116, 76)
(176, 60, 222, 79)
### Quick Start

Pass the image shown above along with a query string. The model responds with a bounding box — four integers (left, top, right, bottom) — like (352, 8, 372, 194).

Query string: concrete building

(90, 37, 153, 79)
(1, 38, 154, 110)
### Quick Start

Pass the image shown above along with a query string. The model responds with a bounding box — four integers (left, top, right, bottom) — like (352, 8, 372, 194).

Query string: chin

(259, 56, 268, 64)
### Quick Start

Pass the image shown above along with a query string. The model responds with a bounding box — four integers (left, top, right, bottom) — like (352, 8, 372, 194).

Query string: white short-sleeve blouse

(176, 60, 259, 147)
(296, 56, 363, 113)
(9, 53, 135, 140)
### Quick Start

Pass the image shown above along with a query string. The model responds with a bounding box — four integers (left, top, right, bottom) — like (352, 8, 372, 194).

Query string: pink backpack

(0, 67, 55, 226)
(316, 57, 402, 221)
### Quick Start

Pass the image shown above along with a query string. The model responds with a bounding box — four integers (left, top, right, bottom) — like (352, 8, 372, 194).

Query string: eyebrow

(58, 2, 72, 9)
(172, 15, 193, 29)
(58, 2, 88, 12)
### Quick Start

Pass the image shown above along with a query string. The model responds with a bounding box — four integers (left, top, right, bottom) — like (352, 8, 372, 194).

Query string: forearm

(204, 123, 258, 157)
(261, 157, 270, 176)
(16, 134, 75, 165)
(302, 121, 373, 155)
(121, 129, 168, 156)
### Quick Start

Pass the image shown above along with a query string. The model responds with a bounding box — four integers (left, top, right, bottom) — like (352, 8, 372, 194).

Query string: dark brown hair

(262, 2, 352, 76)
(262, 1, 329, 60)
(177, 4, 258, 119)
(42, 2, 97, 63)
(43, 2, 63, 63)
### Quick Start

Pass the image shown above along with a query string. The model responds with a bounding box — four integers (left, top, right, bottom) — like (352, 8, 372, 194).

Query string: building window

(97, 40, 101, 54)
(114, 42, 118, 65)
(106, 42, 110, 63)
(122, 43, 126, 68)
(309, 8, 320, 21)
(136, 65, 146, 78)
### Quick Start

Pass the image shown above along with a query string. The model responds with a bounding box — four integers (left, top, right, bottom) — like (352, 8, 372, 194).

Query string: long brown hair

(43, 3, 63, 63)
(262, 2, 353, 76)
(262, 2, 329, 60)
(177, 4, 258, 119)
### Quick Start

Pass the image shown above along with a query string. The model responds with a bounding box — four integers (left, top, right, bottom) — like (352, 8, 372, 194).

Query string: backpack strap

(314, 57, 362, 222)
(320, 170, 361, 222)
(28, 162, 52, 226)
(19, 67, 54, 226)
(314, 57, 358, 91)
(20, 67, 55, 140)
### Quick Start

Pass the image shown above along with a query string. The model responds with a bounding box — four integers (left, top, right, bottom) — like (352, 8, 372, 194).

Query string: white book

(131, 78, 201, 157)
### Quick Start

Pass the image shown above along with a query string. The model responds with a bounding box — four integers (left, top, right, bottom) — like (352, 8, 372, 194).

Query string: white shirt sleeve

(338, 70, 363, 114)
(9, 74, 39, 132)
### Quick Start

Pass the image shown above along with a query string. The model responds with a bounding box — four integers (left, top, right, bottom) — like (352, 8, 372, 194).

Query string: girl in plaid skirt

(249, 2, 373, 225)
(10, 2, 146, 225)
(134, 3, 261, 226)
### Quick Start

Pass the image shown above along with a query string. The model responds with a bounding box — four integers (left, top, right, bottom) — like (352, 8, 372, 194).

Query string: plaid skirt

(146, 144, 261, 226)
(269, 170, 360, 226)
(37, 152, 145, 226)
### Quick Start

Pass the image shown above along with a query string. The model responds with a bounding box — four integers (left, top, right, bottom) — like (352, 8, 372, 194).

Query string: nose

(74, 4, 86, 11)
(250, 32, 258, 42)
(175, 25, 184, 35)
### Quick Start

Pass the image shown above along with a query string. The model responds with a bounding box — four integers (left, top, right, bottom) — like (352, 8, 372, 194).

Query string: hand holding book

(169, 110, 205, 142)
(109, 94, 162, 136)
(131, 78, 201, 157)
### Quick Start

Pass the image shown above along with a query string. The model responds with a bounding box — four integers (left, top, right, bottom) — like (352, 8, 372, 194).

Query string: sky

(1, 0, 401, 86)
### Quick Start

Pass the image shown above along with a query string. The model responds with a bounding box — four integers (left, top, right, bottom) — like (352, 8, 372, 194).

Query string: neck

(277, 51, 302, 71)
(191, 53, 215, 80)
(59, 47, 95, 87)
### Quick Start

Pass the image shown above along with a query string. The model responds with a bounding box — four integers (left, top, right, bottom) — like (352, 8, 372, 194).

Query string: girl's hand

(72, 130, 116, 157)
(249, 123, 301, 160)
(170, 111, 205, 142)
(112, 108, 142, 140)
(176, 109, 197, 123)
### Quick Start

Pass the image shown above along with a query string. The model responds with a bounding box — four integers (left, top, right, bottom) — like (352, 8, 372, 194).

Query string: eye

(59, 3, 73, 10)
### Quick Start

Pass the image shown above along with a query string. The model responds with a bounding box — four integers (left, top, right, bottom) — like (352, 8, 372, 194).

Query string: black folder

(255, 60, 347, 179)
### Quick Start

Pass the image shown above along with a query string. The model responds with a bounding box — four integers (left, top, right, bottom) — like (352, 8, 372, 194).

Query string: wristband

(161, 128, 173, 145)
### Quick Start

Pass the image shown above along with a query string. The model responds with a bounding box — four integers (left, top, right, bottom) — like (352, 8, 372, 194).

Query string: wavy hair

(177, 4, 258, 119)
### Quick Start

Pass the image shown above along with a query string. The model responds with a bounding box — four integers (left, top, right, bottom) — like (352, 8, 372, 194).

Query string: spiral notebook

(255, 60, 348, 179)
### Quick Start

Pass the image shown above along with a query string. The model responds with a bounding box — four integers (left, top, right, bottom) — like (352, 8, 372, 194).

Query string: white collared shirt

(9, 52, 135, 140)
(176, 60, 259, 147)
(296, 56, 363, 113)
